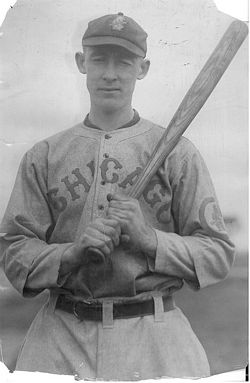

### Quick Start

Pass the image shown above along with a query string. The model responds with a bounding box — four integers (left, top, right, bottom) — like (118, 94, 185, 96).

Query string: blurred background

(0, 0, 248, 376)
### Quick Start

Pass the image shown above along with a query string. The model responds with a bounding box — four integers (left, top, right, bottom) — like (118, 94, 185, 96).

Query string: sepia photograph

(0, 0, 248, 381)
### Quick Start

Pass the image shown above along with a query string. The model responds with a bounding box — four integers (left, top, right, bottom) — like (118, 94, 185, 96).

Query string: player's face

(77, 45, 149, 113)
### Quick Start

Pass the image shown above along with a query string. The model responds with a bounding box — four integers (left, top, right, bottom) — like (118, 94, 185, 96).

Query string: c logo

(100, 158, 122, 184)
(199, 197, 226, 234)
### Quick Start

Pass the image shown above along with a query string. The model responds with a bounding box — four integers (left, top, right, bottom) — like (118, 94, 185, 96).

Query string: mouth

(98, 88, 120, 92)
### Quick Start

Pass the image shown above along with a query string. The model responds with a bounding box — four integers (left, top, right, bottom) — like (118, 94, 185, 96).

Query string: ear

(75, 51, 87, 74)
(137, 59, 150, 80)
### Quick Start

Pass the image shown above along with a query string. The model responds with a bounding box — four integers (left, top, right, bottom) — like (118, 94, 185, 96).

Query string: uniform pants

(16, 295, 210, 380)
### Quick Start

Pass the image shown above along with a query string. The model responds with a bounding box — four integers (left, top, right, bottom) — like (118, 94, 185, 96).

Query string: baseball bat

(85, 19, 248, 264)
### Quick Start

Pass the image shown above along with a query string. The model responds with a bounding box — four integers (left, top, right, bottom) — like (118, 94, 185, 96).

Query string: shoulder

(139, 117, 165, 137)
(172, 136, 202, 160)
(139, 117, 206, 180)
(24, 123, 84, 162)
(139, 116, 200, 156)
(167, 136, 209, 184)
(34, 122, 83, 149)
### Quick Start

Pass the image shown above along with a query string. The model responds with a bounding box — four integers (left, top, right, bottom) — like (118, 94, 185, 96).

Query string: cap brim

(82, 36, 145, 57)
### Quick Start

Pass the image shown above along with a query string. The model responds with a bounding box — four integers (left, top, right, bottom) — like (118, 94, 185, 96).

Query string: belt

(56, 295, 174, 321)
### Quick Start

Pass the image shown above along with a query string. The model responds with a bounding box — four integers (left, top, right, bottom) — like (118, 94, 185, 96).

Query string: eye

(119, 59, 133, 66)
(91, 56, 105, 63)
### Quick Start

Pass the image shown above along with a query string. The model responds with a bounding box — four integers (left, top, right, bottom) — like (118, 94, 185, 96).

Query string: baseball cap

(82, 12, 147, 58)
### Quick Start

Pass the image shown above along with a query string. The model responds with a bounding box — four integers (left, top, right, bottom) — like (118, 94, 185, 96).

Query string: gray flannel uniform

(0, 117, 234, 379)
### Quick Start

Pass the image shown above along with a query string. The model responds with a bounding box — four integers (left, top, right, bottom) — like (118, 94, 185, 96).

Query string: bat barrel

(129, 20, 248, 199)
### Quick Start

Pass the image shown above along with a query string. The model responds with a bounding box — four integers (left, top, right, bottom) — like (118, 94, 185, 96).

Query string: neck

(89, 105, 134, 131)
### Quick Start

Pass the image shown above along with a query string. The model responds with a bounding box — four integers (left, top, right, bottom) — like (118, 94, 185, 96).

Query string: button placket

(95, 133, 113, 216)
(101, 144, 111, 186)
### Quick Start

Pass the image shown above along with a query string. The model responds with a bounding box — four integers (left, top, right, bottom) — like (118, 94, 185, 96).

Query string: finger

(106, 214, 128, 235)
(93, 222, 121, 243)
(107, 193, 130, 203)
(82, 225, 119, 250)
(108, 208, 131, 221)
(91, 220, 115, 234)
(107, 237, 115, 253)
(99, 217, 121, 230)
(98, 234, 114, 253)
(121, 234, 130, 244)
(111, 233, 120, 247)
(109, 200, 133, 210)
(80, 234, 112, 257)
(107, 214, 126, 228)
(99, 225, 120, 247)
(84, 225, 117, 249)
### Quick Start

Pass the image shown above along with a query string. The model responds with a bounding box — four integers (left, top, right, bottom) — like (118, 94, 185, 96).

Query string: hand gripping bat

(85, 20, 248, 264)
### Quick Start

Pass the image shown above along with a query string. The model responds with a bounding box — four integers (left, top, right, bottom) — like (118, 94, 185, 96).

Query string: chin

(99, 100, 121, 113)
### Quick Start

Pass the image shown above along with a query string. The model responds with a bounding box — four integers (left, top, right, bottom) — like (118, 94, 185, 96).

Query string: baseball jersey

(0, 116, 235, 304)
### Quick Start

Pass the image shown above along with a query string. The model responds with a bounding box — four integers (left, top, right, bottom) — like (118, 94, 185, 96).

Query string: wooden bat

(85, 19, 248, 264)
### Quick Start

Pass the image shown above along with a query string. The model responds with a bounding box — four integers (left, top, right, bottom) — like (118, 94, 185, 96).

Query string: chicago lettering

(47, 157, 171, 224)
(61, 168, 90, 201)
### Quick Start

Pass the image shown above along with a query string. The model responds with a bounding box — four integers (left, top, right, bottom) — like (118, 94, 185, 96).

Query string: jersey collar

(83, 109, 140, 131)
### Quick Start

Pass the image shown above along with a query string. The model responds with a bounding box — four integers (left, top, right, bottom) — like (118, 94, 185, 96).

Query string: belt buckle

(73, 300, 98, 320)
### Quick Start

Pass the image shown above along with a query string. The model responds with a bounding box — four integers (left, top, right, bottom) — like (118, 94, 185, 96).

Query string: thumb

(120, 234, 130, 244)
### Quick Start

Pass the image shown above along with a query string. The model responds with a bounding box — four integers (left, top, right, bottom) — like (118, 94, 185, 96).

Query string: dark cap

(82, 13, 147, 58)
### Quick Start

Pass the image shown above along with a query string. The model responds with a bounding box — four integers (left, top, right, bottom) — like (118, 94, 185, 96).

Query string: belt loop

(102, 300, 114, 329)
(153, 295, 165, 322)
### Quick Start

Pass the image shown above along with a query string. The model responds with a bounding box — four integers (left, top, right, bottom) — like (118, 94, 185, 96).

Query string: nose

(102, 59, 118, 81)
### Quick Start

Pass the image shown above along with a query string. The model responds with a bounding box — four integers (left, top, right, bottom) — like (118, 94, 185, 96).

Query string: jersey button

(105, 134, 112, 139)
(103, 153, 109, 158)
(98, 204, 104, 210)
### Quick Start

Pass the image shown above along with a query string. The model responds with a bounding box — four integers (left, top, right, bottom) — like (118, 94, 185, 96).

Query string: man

(0, 13, 235, 380)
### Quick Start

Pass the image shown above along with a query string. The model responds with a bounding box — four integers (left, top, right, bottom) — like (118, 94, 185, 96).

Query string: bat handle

(83, 194, 114, 265)
(84, 246, 106, 264)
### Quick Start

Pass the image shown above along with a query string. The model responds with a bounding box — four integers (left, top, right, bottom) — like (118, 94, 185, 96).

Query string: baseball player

(0, 13, 235, 380)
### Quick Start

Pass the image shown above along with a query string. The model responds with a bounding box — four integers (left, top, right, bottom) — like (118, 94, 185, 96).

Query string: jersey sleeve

(0, 144, 74, 296)
(148, 139, 235, 290)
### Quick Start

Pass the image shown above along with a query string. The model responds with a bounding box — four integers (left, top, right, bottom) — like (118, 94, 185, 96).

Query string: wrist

(59, 245, 82, 276)
(142, 225, 157, 258)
